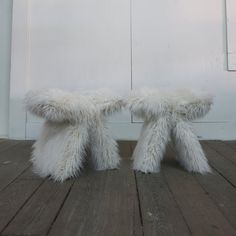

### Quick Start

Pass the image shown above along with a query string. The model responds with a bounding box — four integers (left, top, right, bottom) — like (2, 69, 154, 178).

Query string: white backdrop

(0, 0, 13, 138)
(9, 0, 236, 140)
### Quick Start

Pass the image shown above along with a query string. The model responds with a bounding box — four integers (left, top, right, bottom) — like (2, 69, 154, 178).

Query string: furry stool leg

(89, 119, 120, 170)
(32, 121, 89, 182)
(171, 119, 211, 174)
(133, 117, 170, 173)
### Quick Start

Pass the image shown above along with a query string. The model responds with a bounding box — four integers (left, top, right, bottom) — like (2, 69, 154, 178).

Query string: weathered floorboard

(195, 169, 236, 230)
(136, 170, 191, 235)
(3, 179, 74, 236)
(223, 140, 236, 152)
(0, 140, 19, 154)
(0, 140, 236, 236)
(201, 142, 236, 187)
(0, 168, 44, 232)
(162, 147, 236, 236)
(206, 140, 236, 165)
(118, 140, 133, 158)
(48, 160, 143, 236)
(0, 141, 33, 191)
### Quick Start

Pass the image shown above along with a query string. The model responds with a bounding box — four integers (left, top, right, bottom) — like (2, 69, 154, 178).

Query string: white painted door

(226, 0, 236, 70)
(9, 0, 236, 140)
(10, 0, 132, 139)
(131, 0, 236, 139)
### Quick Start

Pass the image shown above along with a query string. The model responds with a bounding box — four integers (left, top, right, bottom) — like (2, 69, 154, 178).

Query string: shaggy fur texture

(25, 89, 95, 124)
(25, 89, 122, 182)
(127, 88, 213, 174)
(133, 119, 171, 173)
(32, 121, 89, 182)
(89, 119, 120, 170)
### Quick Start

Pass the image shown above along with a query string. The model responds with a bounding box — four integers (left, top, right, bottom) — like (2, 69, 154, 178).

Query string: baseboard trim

(22, 121, 236, 141)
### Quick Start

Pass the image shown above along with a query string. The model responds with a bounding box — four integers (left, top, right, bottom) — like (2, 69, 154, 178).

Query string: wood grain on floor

(0, 140, 236, 236)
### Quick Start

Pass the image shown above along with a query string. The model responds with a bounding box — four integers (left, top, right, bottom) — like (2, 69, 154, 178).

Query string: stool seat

(127, 88, 213, 174)
(127, 88, 213, 121)
(26, 89, 93, 123)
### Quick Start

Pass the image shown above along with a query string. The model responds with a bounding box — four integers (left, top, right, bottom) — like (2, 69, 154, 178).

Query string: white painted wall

(25, 0, 132, 138)
(8, 0, 236, 140)
(226, 0, 236, 70)
(0, 0, 13, 137)
(132, 0, 236, 116)
(131, 0, 236, 139)
(9, 0, 132, 140)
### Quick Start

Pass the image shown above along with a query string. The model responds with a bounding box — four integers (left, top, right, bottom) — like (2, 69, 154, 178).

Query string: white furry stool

(25, 89, 123, 182)
(127, 89, 213, 174)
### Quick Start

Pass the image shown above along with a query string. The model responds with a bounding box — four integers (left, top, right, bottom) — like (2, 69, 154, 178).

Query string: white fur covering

(127, 88, 213, 174)
(25, 89, 123, 182)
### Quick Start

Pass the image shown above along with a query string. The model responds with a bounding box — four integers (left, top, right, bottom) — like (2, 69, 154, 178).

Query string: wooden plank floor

(0, 140, 236, 236)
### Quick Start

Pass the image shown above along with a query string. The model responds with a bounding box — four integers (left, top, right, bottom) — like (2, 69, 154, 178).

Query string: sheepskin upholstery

(127, 88, 213, 174)
(25, 89, 123, 182)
